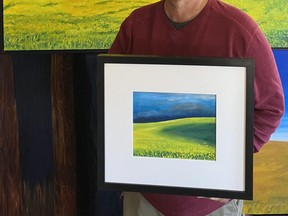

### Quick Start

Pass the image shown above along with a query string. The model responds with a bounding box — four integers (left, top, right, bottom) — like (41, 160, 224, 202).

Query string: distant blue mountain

(133, 92, 216, 123)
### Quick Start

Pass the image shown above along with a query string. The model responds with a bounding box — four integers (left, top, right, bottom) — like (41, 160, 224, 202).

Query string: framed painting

(96, 54, 254, 200)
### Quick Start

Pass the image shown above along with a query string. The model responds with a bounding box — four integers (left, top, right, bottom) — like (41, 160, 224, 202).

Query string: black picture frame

(96, 54, 254, 200)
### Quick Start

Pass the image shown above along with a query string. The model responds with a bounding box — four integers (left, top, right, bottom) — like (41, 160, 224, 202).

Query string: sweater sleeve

(247, 27, 284, 152)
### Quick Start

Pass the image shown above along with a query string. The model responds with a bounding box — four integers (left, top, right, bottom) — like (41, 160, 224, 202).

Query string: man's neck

(164, 0, 208, 23)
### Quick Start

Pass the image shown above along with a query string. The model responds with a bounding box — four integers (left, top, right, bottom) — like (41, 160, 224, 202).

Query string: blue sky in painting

(133, 92, 216, 123)
(271, 49, 288, 141)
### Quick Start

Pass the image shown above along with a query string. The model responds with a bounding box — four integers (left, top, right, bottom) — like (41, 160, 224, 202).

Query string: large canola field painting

(243, 49, 288, 215)
(2, 0, 288, 51)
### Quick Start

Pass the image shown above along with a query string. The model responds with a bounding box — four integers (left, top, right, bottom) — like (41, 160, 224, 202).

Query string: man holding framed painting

(108, 0, 284, 215)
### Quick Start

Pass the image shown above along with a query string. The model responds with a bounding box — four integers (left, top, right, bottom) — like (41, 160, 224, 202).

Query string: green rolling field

(133, 117, 216, 161)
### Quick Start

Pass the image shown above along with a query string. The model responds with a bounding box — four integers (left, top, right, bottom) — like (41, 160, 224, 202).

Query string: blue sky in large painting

(270, 49, 288, 141)
(133, 92, 216, 123)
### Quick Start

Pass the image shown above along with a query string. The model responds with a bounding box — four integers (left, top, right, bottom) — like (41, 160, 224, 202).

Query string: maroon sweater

(109, 0, 284, 215)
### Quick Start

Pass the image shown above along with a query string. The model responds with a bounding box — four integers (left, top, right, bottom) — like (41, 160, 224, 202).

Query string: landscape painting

(243, 49, 288, 214)
(133, 91, 216, 161)
(2, 0, 287, 51)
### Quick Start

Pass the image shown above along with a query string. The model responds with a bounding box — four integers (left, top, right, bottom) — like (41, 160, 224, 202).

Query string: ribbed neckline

(158, 0, 213, 31)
